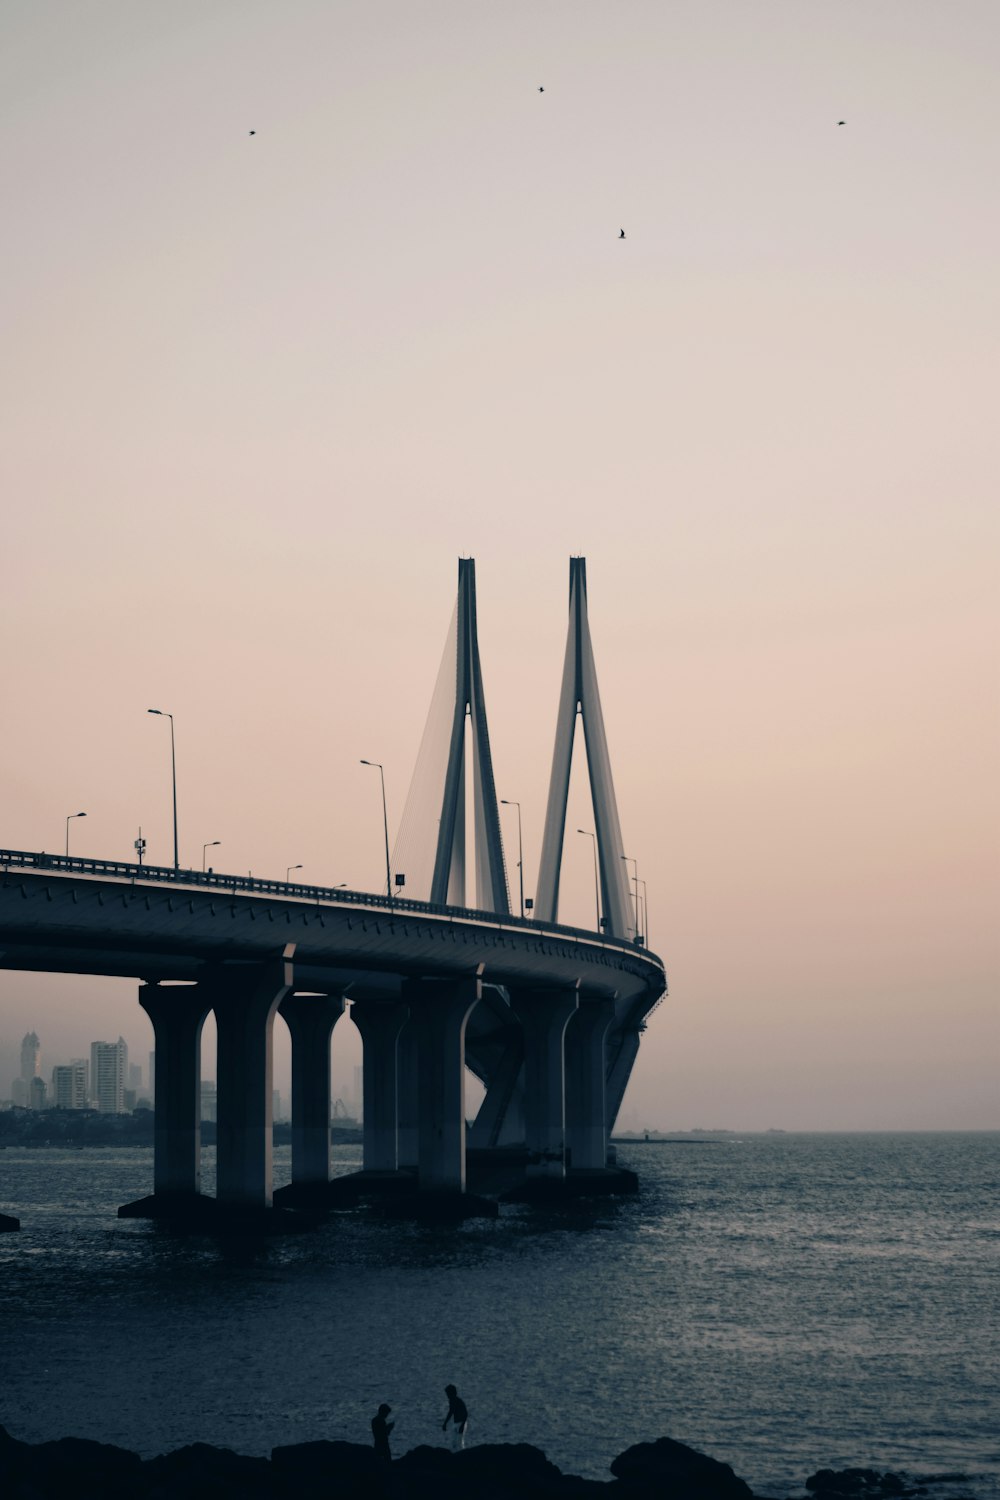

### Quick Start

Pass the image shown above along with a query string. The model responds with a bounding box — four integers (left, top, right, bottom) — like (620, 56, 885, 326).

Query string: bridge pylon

(534, 558, 634, 940)
(395, 558, 510, 913)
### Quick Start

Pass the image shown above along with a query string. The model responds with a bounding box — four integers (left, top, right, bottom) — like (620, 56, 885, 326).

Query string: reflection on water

(1, 1135, 998, 1495)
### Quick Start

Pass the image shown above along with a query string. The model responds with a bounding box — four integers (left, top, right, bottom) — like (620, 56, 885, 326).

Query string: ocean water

(1, 1133, 997, 1494)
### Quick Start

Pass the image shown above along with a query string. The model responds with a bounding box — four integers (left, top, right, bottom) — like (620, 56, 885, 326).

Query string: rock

(270, 1438, 385, 1496)
(143, 1441, 274, 1497)
(21, 1435, 143, 1498)
(395, 1441, 570, 1497)
(610, 1436, 753, 1499)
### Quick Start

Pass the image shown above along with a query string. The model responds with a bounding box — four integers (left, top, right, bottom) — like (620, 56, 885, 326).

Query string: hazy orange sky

(2, 1, 997, 1129)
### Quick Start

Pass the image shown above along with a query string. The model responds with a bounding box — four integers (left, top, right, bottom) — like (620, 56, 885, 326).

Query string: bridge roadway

(0, 849, 667, 1217)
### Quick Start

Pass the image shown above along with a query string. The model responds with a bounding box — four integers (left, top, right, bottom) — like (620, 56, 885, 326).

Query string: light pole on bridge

(621, 854, 639, 941)
(360, 760, 393, 906)
(286, 864, 303, 884)
(501, 799, 525, 918)
(65, 811, 86, 858)
(202, 841, 220, 872)
(577, 828, 601, 932)
(147, 709, 179, 871)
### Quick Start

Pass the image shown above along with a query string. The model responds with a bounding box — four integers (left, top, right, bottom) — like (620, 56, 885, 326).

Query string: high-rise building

(28, 1075, 46, 1109)
(128, 1062, 142, 1092)
(20, 1032, 41, 1082)
(272, 1089, 283, 1123)
(148, 1051, 155, 1096)
(199, 1082, 217, 1123)
(90, 1037, 128, 1114)
(52, 1060, 88, 1109)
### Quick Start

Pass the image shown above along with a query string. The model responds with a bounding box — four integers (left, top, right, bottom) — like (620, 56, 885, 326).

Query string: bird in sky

(538, 85, 544, 92)
(619, 228, 626, 239)
(249, 129, 256, 136)
(837, 120, 845, 126)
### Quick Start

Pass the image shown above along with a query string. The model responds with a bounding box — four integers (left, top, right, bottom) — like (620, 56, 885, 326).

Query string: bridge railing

(0, 847, 662, 966)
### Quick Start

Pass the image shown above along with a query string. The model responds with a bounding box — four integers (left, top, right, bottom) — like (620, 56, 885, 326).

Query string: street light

(636, 877, 649, 946)
(501, 799, 525, 918)
(577, 829, 601, 932)
(286, 864, 303, 884)
(202, 840, 220, 872)
(147, 709, 179, 870)
(65, 811, 86, 857)
(360, 760, 393, 903)
(621, 854, 639, 940)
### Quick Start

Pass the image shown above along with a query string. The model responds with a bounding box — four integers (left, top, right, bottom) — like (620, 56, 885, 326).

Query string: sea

(1, 1133, 997, 1495)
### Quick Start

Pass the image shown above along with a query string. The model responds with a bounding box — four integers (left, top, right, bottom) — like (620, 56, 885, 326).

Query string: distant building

(148, 1051, 155, 1096)
(28, 1075, 47, 1109)
(20, 1031, 41, 1082)
(11, 1077, 29, 1107)
(200, 1082, 217, 1123)
(90, 1037, 128, 1113)
(128, 1062, 142, 1092)
(52, 1060, 88, 1109)
(353, 1063, 363, 1122)
(272, 1089, 283, 1123)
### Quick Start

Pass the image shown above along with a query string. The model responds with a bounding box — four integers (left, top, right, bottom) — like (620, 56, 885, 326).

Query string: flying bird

(538, 86, 544, 92)
(619, 228, 626, 239)
(837, 120, 845, 126)
(249, 129, 256, 136)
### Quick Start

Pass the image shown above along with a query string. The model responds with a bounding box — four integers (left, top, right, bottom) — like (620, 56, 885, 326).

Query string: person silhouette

(371, 1403, 394, 1462)
(442, 1384, 468, 1447)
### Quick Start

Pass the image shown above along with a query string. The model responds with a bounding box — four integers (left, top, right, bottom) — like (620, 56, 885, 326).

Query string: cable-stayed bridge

(0, 559, 666, 1225)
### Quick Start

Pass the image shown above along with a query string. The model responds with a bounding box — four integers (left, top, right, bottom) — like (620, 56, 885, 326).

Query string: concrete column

(565, 995, 615, 1169)
(606, 1025, 643, 1133)
(404, 975, 481, 1192)
(212, 946, 295, 1208)
(467, 1028, 523, 1150)
(396, 1019, 420, 1170)
(351, 999, 408, 1172)
(279, 991, 345, 1187)
(139, 981, 212, 1198)
(511, 985, 579, 1179)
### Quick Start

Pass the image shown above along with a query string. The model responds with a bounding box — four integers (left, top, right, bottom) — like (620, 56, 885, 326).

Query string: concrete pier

(566, 994, 615, 1169)
(351, 998, 408, 1172)
(213, 946, 295, 1209)
(404, 973, 481, 1192)
(512, 984, 579, 1180)
(279, 990, 345, 1188)
(396, 1018, 420, 1171)
(137, 980, 212, 1200)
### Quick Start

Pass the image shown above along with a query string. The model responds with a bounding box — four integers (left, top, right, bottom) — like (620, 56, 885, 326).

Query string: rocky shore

(0, 1427, 977, 1500)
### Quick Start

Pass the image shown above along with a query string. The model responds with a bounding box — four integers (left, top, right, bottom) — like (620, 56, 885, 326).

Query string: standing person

(371, 1402, 394, 1462)
(442, 1384, 468, 1448)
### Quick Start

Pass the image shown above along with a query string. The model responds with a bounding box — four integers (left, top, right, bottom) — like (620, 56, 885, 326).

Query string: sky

(1, 0, 997, 1130)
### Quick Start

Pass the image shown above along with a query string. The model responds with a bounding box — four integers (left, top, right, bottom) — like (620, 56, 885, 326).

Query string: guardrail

(0, 847, 661, 966)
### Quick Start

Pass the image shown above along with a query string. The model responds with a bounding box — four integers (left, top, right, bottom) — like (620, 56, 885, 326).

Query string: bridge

(0, 559, 667, 1225)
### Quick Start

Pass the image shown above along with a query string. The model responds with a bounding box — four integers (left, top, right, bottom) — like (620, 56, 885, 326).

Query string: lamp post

(501, 799, 525, 918)
(65, 811, 86, 857)
(360, 760, 393, 904)
(621, 854, 639, 940)
(147, 709, 179, 870)
(577, 829, 601, 931)
(286, 864, 303, 884)
(202, 840, 220, 872)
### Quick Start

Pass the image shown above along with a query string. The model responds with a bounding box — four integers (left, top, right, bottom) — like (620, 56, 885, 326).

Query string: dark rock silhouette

(0, 1426, 969, 1500)
(610, 1435, 754, 1498)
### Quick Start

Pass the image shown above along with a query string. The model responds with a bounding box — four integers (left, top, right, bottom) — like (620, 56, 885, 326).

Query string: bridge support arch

(403, 973, 481, 1192)
(213, 947, 295, 1209)
(565, 994, 616, 1170)
(138, 980, 212, 1200)
(351, 997, 409, 1173)
(279, 990, 346, 1189)
(510, 984, 579, 1181)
